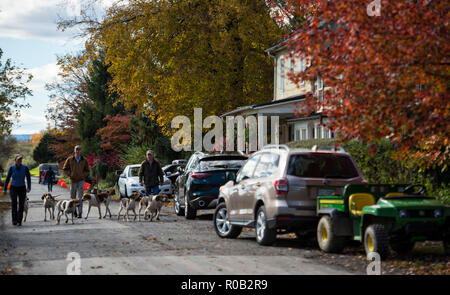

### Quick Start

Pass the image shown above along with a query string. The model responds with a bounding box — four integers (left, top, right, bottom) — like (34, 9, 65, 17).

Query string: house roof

(220, 95, 306, 118)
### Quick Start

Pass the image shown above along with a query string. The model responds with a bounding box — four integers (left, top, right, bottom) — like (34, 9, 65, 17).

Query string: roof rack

(262, 144, 290, 151)
(311, 145, 346, 152)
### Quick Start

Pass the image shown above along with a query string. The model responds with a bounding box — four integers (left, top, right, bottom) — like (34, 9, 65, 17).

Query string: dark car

(174, 152, 248, 219)
(38, 163, 59, 184)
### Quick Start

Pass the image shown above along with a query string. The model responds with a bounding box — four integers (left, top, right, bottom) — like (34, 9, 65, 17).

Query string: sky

(0, 0, 115, 134)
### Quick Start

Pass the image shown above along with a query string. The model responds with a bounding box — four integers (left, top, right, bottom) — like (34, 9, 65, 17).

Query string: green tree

(77, 58, 124, 154)
(0, 49, 32, 138)
(33, 132, 57, 164)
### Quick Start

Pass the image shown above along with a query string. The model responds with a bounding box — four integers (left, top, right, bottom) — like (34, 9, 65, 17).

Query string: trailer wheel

(317, 215, 345, 253)
(364, 224, 389, 258)
(391, 241, 415, 254)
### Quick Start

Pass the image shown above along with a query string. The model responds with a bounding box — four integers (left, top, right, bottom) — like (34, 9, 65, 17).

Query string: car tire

(174, 192, 185, 216)
(317, 215, 345, 253)
(255, 206, 277, 246)
(214, 203, 242, 239)
(364, 224, 390, 258)
(391, 241, 415, 254)
(184, 190, 197, 220)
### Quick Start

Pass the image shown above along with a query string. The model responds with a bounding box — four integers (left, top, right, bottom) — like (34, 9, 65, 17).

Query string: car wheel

(317, 215, 345, 253)
(184, 190, 197, 220)
(364, 224, 390, 258)
(255, 206, 277, 246)
(214, 203, 242, 238)
(391, 241, 415, 254)
(174, 192, 184, 216)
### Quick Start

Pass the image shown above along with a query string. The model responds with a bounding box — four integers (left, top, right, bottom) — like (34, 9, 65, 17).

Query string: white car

(117, 164, 173, 198)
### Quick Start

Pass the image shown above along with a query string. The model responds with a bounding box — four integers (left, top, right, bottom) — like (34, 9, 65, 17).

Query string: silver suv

(213, 145, 366, 245)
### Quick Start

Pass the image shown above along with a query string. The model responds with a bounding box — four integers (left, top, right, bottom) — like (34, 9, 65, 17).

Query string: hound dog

(137, 190, 152, 221)
(82, 189, 114, 219)
(23, 197, 29, 222)
(41, 193, 60, 221)
(117, 191, 140, 222)
(144, 194, 169, 222)
(56, 199, 80, 224)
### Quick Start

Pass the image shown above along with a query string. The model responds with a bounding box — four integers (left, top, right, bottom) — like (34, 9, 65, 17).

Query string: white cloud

(26, 63, 61, 93)
(11, 111, 47, 134)
(0, 0, 117, 41)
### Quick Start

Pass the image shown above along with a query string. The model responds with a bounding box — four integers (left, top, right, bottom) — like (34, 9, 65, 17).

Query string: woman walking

(45, 167, 55, 192)
(3, 154, 31, 226)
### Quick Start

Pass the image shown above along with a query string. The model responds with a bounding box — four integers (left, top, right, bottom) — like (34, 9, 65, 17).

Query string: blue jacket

(4, 164, 31, 191)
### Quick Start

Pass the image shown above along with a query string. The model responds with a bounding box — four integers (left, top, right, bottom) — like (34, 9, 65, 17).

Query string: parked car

(316, 183, 450, 257)
(117, 165, 144, 198)
(159, 163, 183, 196)
(38, 163, 59, 184)
(117, 164, 173, 198)
(174, 152, 248, 219)
(213, 145, 366, 245)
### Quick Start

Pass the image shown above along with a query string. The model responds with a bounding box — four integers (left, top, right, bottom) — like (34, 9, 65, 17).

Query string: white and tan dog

(41, 193, 60, 221)
(144, 194, 169, 222)
(117, 191, 140, 222)
(56, 199, 80, 224)
(82, 189, 113, 219)
(137, 190, 152, 221)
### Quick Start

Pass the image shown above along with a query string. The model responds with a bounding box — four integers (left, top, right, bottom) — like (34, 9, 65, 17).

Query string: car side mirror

(120, 174, 126, 178)
(226, 172, 236, 184)
(177, 166, 184, 173)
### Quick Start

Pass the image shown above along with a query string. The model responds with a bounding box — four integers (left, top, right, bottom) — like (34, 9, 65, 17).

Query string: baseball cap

(15, 154, 23, 161)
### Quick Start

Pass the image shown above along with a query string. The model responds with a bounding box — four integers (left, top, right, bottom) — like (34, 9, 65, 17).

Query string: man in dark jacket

(3, 154, 31, 226)
(138, 150, 164, 195)
(45, 167, 55, 192)
(63, 145, 90, 218)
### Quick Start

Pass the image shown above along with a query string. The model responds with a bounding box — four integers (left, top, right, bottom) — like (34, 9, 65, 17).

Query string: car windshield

(287, 154, 359, 178)
(129, 167, 140, 177)
(199, 160, 246, 170)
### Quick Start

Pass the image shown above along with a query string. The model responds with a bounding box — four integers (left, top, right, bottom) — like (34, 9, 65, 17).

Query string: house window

(299, 59, 306, 86)
(301, 129, 307, 140)
(279, 57, 285, 98)
(315, 123, 321, 139)
(316, 77, 324, 101)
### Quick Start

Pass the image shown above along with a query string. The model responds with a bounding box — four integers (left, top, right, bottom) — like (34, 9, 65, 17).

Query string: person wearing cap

(138, 150, 164, 196)
(63, 145, 90, 218)
(3, 154, 31, 226)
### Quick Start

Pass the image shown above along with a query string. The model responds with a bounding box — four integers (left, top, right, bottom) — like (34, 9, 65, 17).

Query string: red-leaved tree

(269, 0, 449, 168)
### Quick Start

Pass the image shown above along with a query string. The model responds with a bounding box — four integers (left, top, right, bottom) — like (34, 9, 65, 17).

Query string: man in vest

(63, 145, 90, 218)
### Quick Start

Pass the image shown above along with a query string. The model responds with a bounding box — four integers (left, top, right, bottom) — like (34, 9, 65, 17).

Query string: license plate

(318, 188, 335, 196)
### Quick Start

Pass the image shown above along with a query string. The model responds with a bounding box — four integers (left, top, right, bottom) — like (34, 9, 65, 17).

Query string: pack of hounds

(38, 189, 169, 224)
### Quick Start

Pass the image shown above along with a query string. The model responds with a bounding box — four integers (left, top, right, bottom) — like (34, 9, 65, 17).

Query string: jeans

(10, 186, 26, 225)
(145, 185, 160, 196)
(47, 181, 53, 192)
(70, 181, 84, 216)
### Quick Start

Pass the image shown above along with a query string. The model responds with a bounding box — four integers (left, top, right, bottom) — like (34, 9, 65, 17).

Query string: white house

(221, 37, 334, 145)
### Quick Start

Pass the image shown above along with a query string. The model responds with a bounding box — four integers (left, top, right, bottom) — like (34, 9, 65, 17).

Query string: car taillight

(190, 173, 212, 180)
(274, 178, 289, 196)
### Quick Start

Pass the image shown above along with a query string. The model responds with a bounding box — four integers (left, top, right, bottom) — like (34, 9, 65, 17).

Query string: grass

(29, 166, 39, 177)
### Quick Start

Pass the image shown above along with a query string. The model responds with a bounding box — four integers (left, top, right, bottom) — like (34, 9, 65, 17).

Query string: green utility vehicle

(316, 184, 450, 257)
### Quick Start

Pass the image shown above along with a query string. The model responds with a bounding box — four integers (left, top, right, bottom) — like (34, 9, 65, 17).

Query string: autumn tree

(269, 0, 449, 168)
(0, 48, 32, 138)
(96, 114, 131, 153)
(59, 0, 285, 132)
